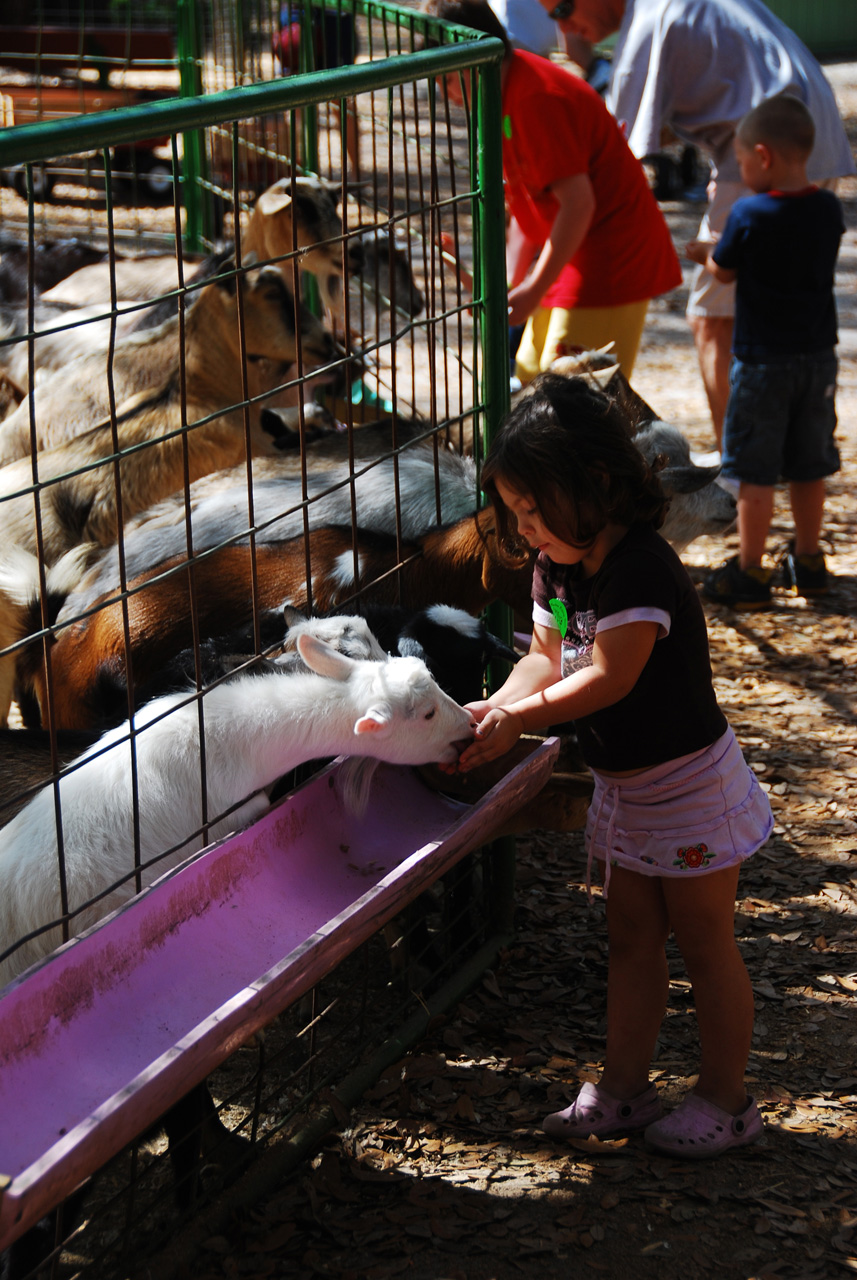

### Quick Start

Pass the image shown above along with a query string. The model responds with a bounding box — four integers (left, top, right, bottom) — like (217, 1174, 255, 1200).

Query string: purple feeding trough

(0, 739, 558, 1252)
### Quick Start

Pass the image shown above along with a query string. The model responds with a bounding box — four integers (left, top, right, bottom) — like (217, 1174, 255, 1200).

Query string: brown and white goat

(40, 176, 352, 317)
(244, 176, 359, 317)
(0, 265, 335, 562)
(14, 509, 533, 731)
(0, 257, 335, 466)
(0, 370, 23, 423)
(60, 438, 479, 607)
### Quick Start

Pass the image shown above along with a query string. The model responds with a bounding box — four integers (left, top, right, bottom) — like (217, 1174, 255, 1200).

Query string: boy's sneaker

(702, 556, 772, 610)
(779, 542, 828, 597)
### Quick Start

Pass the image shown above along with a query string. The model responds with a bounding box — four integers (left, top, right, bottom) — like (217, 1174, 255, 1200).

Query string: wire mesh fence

(0, 6, 527, 1276)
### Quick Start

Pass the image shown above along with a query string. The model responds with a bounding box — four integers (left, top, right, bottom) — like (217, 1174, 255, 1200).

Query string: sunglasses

(548, 1, 574, 18)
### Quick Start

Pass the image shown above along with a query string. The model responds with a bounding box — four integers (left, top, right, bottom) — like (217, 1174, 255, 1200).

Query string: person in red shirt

(429, 0, 681, 379)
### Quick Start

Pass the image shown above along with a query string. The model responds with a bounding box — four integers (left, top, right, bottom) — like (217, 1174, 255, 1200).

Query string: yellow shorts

(514, 298, 650, 385)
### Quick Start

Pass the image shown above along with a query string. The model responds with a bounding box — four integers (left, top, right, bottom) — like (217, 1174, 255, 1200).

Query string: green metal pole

(176, 0, 209, 253)
(473, 47, 512, 648)
(473, 51, 517, 934)
(474, 52, 514, 667)
(473, 54, 510, 457)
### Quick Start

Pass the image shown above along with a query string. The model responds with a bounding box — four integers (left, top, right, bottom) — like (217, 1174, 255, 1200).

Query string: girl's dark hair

(482, 374, 668, 560)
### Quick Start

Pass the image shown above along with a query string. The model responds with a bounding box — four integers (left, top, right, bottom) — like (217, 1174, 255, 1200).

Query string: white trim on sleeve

(596, 606, 671, 639)
(533, 602, 559, 630)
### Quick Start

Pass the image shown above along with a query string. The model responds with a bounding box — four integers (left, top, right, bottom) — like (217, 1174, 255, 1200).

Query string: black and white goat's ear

(296, 632, 355, 680)
(485, 633, 520, 665)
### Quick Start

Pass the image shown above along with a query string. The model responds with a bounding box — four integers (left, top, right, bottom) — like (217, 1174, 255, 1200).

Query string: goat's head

(354, 227, 424, 318)
(280, 609, 387, 667)
(296, 633, 473, 765)
(252, 176, 348, 317)
(208, 260, 336, 369)
(635, 420, 737, 549)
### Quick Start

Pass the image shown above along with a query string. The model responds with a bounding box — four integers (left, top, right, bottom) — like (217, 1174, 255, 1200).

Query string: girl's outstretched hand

(464, 699, 492, 725)
(455, 705, 524, 772)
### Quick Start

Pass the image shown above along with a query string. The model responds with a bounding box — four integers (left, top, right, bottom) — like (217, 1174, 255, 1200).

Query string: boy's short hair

(736, 93, 816, 159)
(422, 0, 512, 56)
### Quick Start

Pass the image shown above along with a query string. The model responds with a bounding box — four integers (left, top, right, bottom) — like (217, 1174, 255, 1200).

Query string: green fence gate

(0, 8, 536, 1276)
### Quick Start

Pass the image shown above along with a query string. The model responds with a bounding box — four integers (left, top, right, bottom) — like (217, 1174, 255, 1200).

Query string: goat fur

(59, 441, 478, 609)
(0, 266, 336, 563)
(9, 510, 533, 731)
(0, 370, 23, 423)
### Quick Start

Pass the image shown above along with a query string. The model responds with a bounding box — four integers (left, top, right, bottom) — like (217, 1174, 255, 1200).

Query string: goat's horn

(585, 364, 621, 386)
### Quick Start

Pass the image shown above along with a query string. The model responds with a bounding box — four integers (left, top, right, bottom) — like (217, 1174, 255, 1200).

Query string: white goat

(0, 633, 473, 987)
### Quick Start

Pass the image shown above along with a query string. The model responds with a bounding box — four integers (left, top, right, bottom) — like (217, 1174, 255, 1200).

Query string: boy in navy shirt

(687, 94, 844, 609)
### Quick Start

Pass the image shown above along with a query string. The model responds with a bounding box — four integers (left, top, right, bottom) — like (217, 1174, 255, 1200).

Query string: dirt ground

(183, 66, 857, 1280)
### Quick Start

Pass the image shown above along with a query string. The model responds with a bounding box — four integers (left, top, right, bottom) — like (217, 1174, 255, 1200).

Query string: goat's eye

(424, 708, 436, 721)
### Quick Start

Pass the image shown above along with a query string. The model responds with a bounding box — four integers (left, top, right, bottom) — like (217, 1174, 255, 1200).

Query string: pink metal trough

(0, 739, 558, 1251)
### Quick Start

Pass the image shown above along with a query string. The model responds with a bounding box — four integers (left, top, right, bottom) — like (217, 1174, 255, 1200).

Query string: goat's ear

(256, 186, 293, 217)
(486, 633, 520, 665)
(396, 636, 426, 662)
(661, 464, 722, 494)
(282, 604, 309, 630)
(212, 256, 239, 295)
(296, 632, 354, 680)
(354, 706, 391, 735)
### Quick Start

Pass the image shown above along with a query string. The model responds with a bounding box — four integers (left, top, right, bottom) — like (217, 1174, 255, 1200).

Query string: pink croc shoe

(644, 1094, 763, 1159)
(542, 1081, 663, 1141)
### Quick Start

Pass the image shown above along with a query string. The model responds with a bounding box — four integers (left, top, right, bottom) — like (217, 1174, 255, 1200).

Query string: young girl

(459, 374, 773, 1158)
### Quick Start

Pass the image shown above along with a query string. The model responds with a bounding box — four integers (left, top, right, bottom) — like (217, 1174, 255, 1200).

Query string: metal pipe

(0, 41, 505, 167)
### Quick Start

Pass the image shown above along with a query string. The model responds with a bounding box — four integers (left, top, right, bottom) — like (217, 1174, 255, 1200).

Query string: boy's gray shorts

(721, 351, 840, 487)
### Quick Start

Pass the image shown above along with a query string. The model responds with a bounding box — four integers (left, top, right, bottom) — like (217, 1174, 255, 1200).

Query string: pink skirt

(585, 728, 773, 897)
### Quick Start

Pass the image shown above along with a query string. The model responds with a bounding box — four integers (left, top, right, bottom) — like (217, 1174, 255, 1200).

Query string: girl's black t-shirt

(532, 523, 727, 771)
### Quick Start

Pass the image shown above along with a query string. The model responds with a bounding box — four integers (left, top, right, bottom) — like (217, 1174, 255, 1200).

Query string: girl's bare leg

(598, 866, 671, 1100)
(664, 865, 753, 1114)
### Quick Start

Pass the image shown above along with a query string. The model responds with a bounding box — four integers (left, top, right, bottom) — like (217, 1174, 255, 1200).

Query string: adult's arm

(506, 172, 596, 326)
